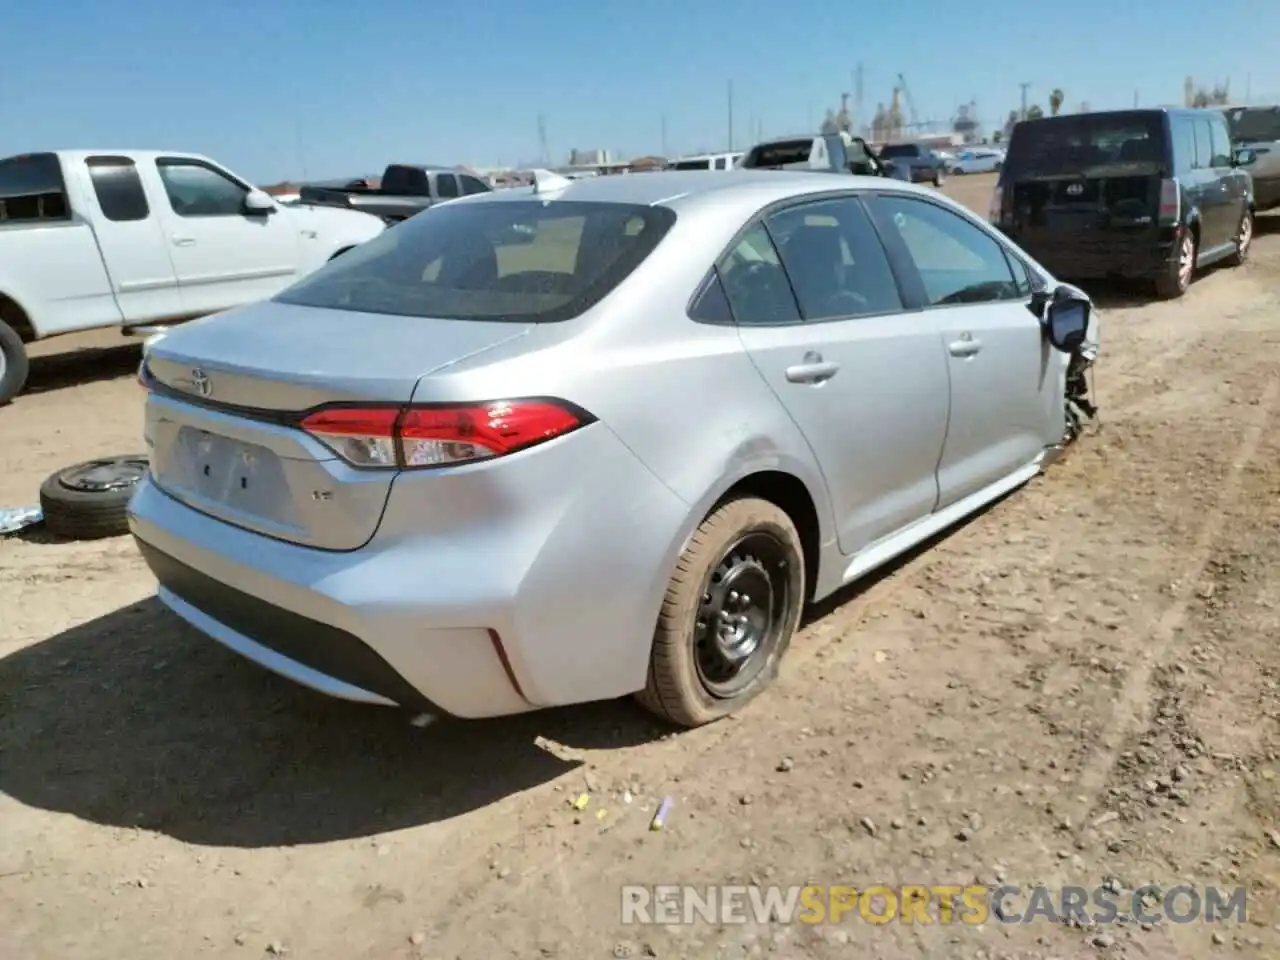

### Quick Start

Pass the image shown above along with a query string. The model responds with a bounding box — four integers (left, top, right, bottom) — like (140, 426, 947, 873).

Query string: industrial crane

(897, 73, 921, 131)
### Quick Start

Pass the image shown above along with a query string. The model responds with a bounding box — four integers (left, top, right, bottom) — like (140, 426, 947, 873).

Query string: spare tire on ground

(39, 454, 149, 540)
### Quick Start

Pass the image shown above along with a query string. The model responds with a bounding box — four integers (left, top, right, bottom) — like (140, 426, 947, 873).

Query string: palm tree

(1027, 104, 1045, 120)
(1049, 89, 1065, 116)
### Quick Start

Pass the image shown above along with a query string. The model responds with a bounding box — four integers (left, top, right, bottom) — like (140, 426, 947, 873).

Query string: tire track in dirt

(1069, 376, 1278, 822)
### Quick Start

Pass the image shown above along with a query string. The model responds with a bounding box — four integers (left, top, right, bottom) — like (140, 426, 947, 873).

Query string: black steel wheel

(637, 497, 805, 728)
(39, 454, 149, 540)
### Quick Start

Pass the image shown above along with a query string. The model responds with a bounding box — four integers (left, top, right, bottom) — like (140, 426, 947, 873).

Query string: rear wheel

(1155, 228, 1196, 299)
(933, 170, 945, 187)
(0, 317, 30, 406)
(637, 497, 805, 728)
(1224, 208, 1253, 267)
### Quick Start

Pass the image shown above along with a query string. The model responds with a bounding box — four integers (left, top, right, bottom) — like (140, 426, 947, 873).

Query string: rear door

(1004, 112, 1166, 245)
(149, 157, 301, 316)
(81, 156, 182, 324)
(866, 192, 1060, 508)
(726, 195, 952, 554)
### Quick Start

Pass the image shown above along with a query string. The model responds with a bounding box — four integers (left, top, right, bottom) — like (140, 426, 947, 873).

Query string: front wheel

(1224, 208, 1253, 267)
(933, 170, 945, 187)
(0, 319, 30, 406)
(636, 497, 805, 728)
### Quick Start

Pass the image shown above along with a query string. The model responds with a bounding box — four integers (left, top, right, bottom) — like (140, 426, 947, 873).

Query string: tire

(39, 454, 149, 540)
(933, 171, 945, 187)
(0, 317, 30, 406)
(1224, 208, 1253, 268)
(636, 497, 805, 728)
(1155, 228, 1196, 299)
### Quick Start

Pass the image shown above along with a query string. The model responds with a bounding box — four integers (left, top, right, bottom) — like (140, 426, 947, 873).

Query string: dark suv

(877, 142, 947, 186)
(990, 108, 1257, 298)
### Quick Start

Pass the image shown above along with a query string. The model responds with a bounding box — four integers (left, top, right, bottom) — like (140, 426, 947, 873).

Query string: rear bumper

(127, 424, 692, 719)
(1004, 227, 1177, 280)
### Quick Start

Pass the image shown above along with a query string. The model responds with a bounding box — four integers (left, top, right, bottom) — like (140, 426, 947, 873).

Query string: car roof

(453, 170, 946, 217)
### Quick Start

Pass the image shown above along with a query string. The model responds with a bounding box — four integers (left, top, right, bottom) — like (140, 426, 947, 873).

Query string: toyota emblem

(1066, 183, 1084, 196)
(190, 368, 211, 398)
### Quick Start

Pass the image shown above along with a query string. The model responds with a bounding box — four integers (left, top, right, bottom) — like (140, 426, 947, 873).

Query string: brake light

(300, 399, 589, 469)
(1158, 178, 1180, 225)
(988, 185, 1003, 224)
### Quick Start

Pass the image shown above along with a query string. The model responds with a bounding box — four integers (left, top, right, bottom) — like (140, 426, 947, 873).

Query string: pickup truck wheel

(38, 455, 148, 540)
(0, 318, 30, 406)
(636, 497, 805, 728)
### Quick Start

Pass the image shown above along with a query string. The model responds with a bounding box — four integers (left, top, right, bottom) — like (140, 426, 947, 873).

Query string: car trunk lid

(142, 300, 531, 550)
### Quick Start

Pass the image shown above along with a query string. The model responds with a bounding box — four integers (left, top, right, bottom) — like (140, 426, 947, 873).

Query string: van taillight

(988, 185, 1004, 225)
(1158, 178, 1181, 225)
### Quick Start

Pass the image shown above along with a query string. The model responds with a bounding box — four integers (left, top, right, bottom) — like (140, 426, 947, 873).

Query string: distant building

(569, 148, 612, 166)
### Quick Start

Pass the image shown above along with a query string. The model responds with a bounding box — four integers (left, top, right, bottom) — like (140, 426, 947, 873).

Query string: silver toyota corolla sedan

(129, 170, 1099, 728)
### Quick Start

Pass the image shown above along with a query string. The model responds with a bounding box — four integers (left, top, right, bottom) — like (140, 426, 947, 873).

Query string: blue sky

(1, 0, 1273, 184)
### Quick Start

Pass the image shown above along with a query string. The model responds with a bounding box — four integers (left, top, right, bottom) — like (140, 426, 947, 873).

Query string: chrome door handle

(785, 361, 840, 384)
(948, 338, 983, 357)
(172, 236, 196, 247)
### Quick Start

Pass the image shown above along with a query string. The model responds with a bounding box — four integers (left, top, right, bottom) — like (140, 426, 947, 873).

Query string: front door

(724, 196, 952, 555)
(865, 193, 1061, 509)
(1192, 116, 1235, 251)
(149, 157, 300, 317)
(81, 156, 183, 324)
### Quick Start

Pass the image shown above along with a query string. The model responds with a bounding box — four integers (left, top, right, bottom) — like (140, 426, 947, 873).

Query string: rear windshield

(275, 199, 676, 322)
(879, 144, 919, 158)
(671, 159, 712, 170)
(743, 140, 812, 167)
(1005, 112, 1165, 177)
(0, 152, 70, 222)
(1224, 106, 1280, 143)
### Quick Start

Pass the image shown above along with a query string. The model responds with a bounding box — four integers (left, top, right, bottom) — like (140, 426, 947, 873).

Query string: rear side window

(868, 195, 1020, 306)
(717, 223, 801, 325)
(1171, 116, 1196, 174)
(87, 157, 150, 222)
(0, 152, 70, 222)
(275, 199, 676, 323)
(1192, 119, 1212, 169)
(767, 198, 903, 320)
(1005, 112, 1165, 177)
(435, 174, 459, 198)
(672, 158, 712, 171)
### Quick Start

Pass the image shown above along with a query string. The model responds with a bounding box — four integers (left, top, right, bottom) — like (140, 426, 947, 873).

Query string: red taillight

(299, 399, 589, 469)
(1158, 178, 1180, 225)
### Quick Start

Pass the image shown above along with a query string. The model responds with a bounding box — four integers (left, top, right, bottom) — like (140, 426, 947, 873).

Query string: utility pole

(660, 115, 668, 157)
(1133, 90, 1139, 108)
(727, 81, 735, 151)
(1019, 82, 1031, 121)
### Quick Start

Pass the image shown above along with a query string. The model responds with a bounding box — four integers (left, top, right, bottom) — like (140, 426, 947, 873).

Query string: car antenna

(530, 168, 573, 196)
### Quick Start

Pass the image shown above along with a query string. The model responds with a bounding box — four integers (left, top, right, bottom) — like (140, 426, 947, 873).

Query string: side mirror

(1044, 289, 1090, 354)
(1232, 148, 1257, 167)
(243, 190, 276, 215)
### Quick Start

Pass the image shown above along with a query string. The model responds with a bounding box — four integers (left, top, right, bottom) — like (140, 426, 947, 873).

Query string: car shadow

(22, 343, 142, 396)
(0, 598, 668, 848)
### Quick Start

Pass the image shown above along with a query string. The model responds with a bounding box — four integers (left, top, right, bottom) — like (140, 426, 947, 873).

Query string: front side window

(87, 157, 150, 222)
(275, 199, 675, 323)
(766, 197, 903, 320)
(156, 160, 248, 217)
(435, 174, 459, 198)
(717, 223, 801, 325)
(868, 195, 1019, 306)
(460, 175, 489, 195)
(1208, 118, 1232, 167)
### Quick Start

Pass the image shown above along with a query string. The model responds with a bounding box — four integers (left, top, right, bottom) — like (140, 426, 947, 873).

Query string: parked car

(670, 152, 744, 171)
(877, 142, 947, 186)
(739, 133, 907, 180)
(299, 164, 492, 223)
(130, 169, 1098, 729)
(0, 150, 385, 404)
(992, 108, 1256, 299)
(1223, 105, 1280, 211)
(948, 148, 1004, 174)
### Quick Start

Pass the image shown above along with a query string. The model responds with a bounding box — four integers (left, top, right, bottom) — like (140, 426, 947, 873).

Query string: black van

(990, 109, 1256, 298)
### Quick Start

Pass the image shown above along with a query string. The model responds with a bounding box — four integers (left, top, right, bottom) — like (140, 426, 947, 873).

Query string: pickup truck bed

(298, 164, 493, 222)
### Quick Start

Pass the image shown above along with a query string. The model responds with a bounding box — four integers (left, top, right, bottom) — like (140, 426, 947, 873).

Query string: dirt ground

(2, 174, 1279, 960)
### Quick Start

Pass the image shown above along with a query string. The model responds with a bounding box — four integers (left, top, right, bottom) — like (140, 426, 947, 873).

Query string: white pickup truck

(0, 150, 386, 403)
